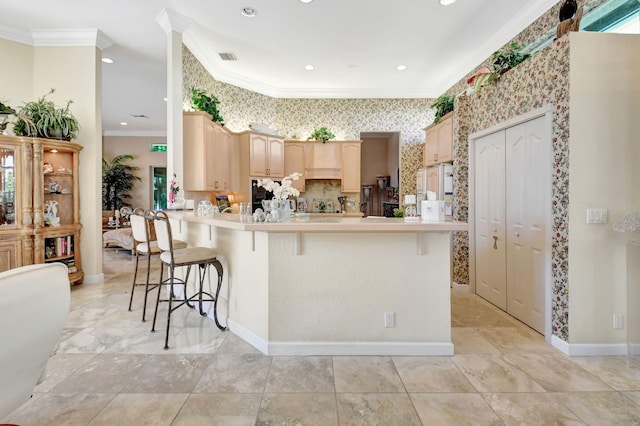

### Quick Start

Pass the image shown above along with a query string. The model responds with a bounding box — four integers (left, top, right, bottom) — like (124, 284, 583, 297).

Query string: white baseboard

(267, 341, 454, 356)
(227, 320, 453, 356)
(629, 343, 640, 356)
(552, 335, 629, 356)
(451, 281, 469, 292)
(83, 273, 104, 284)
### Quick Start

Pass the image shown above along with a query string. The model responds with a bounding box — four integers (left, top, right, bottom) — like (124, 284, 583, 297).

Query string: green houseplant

(431, 95, 455, 124)
(102, 154, 141, 211)
(13, 89, 79, 141)
(492, 42, 530, 76)
(307, 127, 335, 143)
(190, 87, 224, 124)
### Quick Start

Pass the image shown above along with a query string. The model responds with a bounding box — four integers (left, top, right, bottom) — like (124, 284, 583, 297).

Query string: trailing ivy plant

(190, 87, 224, 124)
(431, 95, 455, 124)
(492, 42, 530, 76)
(307, 127, 335, 143)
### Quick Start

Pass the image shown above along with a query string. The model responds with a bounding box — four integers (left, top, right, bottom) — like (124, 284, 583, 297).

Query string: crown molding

(0, 25, 113, 49)
(156, 9, 193, 34)
(103, 129, 168, 137)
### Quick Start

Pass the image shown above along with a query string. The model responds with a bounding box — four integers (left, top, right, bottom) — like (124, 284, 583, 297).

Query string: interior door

(474, 131, 507, 310)
(506, 116, 548, 333)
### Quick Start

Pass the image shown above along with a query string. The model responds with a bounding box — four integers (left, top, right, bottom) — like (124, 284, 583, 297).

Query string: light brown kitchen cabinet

(341, 141, 361, 193)
(426, 166, 441, 199)
(284, 141, 306, 192)
(183, 111, 233, 191)
(424, 112, 453, 166)
(245, 133, 284, 178)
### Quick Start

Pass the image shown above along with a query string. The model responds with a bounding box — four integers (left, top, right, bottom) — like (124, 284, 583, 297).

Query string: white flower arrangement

(256, 172, 302, 200)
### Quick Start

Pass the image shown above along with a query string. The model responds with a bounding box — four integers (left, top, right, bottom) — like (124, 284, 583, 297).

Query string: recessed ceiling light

(397, 65, 407, 71)
(439, 0, 456, 5)
(241, 7, 257, 17)
(120, 122, 128, 126)
(300, 0, 313, 3)
(163, 97, 168, 102)
(305, 64, 314, 71)
(102, 57, 113, 64)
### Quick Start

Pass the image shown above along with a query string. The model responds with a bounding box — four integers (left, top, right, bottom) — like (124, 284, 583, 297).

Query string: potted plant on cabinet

(102, 154, 141, 212)
(13, 89, 79, 141)
(190, 87, 224, 124)
(431, 95, 455, 124)
(307, 127, 335, 143)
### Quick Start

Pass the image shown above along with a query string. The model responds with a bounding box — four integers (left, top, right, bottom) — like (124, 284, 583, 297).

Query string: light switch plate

(587, 208, 608, 224)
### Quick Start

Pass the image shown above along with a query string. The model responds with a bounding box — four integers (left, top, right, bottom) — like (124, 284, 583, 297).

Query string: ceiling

(0, 0, 558, 136)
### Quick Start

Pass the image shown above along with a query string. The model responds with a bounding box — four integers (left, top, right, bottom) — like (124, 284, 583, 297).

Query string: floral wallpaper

(182, 0, 605, 341)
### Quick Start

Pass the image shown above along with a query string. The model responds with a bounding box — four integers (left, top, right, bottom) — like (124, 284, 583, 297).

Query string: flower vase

(283, 200, 292, 221)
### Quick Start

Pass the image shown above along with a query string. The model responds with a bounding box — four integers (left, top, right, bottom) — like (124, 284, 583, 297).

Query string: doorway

(151, 166, 167, 210)
(469, 105, 553, 339)
(359, 132, 400, 216)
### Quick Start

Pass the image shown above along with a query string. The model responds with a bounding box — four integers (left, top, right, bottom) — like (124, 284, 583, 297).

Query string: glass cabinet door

(0, 148, 16, 226)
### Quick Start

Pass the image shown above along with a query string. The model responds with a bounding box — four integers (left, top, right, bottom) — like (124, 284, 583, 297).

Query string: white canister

(421, 200, 445, 222)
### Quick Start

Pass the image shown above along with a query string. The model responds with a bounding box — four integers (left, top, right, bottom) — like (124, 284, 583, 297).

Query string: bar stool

(151, 210, 226, 349)
(128, 208, 186, 321)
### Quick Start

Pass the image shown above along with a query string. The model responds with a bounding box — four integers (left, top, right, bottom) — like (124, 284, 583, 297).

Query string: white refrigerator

(416, 163, 453, 217)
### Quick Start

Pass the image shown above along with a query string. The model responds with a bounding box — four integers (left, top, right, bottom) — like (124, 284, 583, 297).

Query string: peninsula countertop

(163, 210, 468, 233)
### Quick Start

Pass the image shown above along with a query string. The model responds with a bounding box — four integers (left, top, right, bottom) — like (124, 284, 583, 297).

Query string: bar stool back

(128, 208, 186, 321)
(151, 210, 226, 349)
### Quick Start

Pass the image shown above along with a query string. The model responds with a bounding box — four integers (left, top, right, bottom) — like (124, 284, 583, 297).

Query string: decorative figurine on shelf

(44, 200, 60, 227)
(49, 180, 61, 194)
(43, 162, 54, 174)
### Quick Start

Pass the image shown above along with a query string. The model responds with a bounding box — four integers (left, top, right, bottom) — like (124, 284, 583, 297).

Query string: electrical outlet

(384, 312, 395, 328)
(613, 314, 624, 329)
(587, 208, 608, 224)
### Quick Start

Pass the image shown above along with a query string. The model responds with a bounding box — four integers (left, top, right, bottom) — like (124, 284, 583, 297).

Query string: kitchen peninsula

(165, 211, 467, 356)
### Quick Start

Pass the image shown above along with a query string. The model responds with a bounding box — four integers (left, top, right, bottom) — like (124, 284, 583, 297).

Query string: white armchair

(0, 263, 70, 418)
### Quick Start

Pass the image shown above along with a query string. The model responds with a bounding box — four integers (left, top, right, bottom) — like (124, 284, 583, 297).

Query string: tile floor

(3, 248, 640, 425)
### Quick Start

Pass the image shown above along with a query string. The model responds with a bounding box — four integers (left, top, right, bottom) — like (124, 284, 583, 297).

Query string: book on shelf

(47, 235, 74, 258)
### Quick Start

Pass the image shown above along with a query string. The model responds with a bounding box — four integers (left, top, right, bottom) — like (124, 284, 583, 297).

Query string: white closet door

(474, 131, 507, 310)
(505, 116, 548, 333)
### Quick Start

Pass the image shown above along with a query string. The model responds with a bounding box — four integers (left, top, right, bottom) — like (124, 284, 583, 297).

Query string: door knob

(493, 236, 498, 249)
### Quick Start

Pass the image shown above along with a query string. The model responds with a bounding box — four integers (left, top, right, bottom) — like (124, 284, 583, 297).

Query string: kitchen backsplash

(301, 180, 359, 213)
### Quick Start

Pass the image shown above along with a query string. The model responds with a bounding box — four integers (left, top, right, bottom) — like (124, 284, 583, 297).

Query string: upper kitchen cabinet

(284, 141, 306, 192)
(183, 111, 233, 191)
(424, 112, 453, 167)
(239, 133, 284, 178)
(304, 141, 341, 179)
(341, 141, 362, 193)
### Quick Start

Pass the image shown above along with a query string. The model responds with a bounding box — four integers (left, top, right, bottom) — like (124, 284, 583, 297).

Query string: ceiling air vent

(218, 52, 238, 61)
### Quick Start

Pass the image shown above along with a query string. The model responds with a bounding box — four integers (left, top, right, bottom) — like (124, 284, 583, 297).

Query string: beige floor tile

(451, 290, 521, 328)
(477, 327, 555, 354)
(216, 331, 263, 355)
(453, 353, 546, 393)
(87, 393, 188, 425)
(169, 326, 227, 353)
(336, 393, 421, 425)
(482, 393, 585, 425)
(333, 356, 404, 393)
(51, 354, 149, 394)
(571, 356, 640, 390)
(410, 393, 503, 425)
(452, 327, 500, 354)
(506, 352, 612, 392)
(266, 356, 334, 393)
(552, 391, 640, 425)
(173, 393, 261, 425)
(193, 353, 271, 393)
(622, 391, 640, 406)
(33, 353, 97, 393)
(6, 393, 115, 426)
(257, 393, 338, 426)
(392, 356, 475, 393)
(121, 354, 213, 393)
(56, 326, 134, 354)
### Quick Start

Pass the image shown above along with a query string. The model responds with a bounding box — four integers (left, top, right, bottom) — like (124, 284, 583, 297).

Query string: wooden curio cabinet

(0, 136, 33, 272)
(32, 139, 83, 284)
